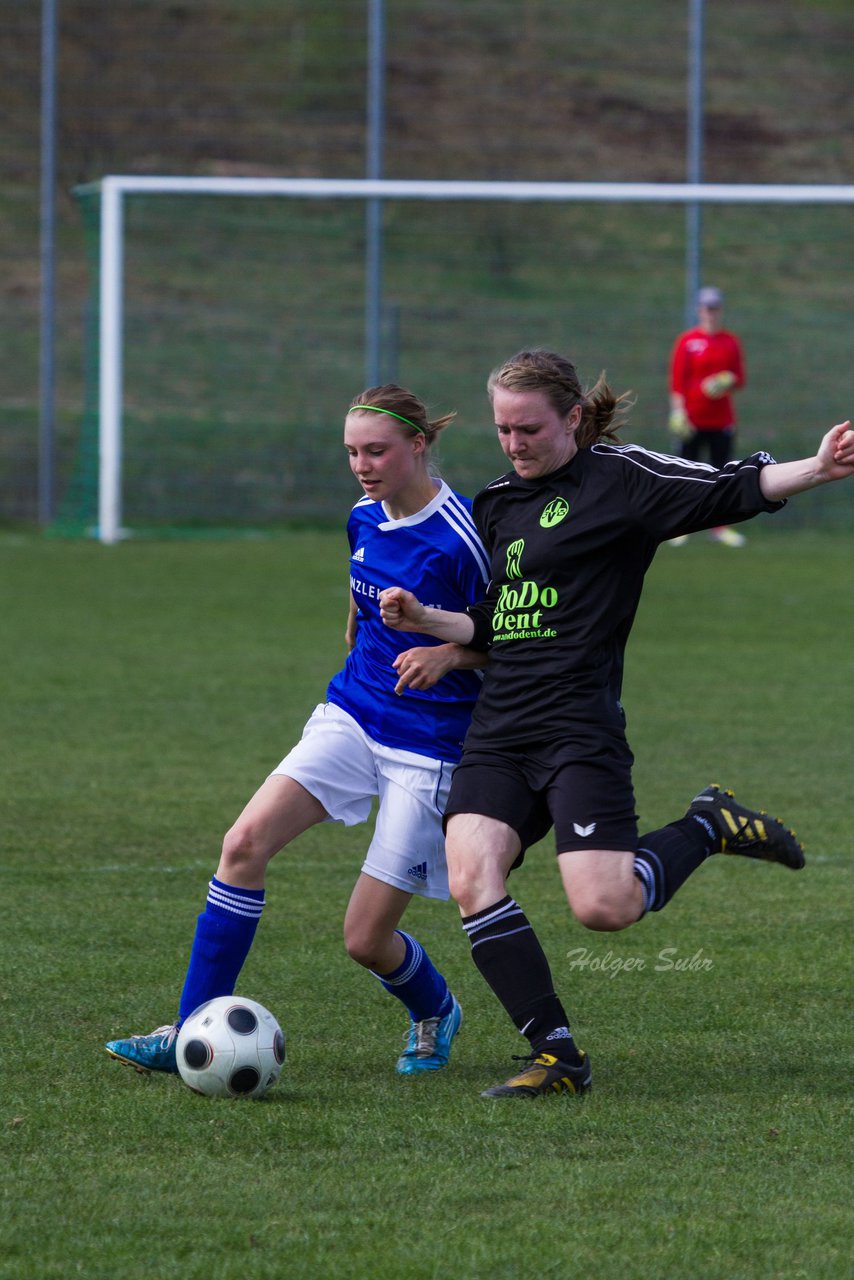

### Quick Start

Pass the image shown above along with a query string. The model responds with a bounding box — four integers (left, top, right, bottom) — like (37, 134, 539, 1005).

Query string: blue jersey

(326, 480, 490, 762)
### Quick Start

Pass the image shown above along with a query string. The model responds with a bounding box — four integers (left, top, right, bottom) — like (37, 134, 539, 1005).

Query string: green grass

(2, 528, 852, 1279)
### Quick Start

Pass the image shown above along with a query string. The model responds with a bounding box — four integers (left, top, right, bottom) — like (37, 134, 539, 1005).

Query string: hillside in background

(2, 0, 853, 522)
(6, 0, 854, 188)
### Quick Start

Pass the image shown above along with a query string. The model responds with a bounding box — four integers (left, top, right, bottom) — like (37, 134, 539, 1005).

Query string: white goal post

(86, 175, 854, 544)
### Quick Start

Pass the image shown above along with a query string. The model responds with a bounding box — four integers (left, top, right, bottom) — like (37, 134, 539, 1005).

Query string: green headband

(350, 405, 427, 434)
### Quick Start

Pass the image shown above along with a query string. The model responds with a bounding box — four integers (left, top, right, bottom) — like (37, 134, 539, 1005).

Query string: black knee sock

(634, 815, 716, 914)
(461, 896, 582, 1064)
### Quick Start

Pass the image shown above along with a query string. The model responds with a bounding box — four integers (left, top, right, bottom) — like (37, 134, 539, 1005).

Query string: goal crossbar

(83, 176, 854, 543)
(81, 175, 854, 203)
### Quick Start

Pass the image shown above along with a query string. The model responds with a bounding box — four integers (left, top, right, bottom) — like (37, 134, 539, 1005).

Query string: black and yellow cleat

(688, 784, 805, 870)
(480, 1051, 591, 1099)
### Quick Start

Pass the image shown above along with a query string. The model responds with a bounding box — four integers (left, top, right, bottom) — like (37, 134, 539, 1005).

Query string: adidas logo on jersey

(352, 546, 366, 562)
(407, 861, 428, 882)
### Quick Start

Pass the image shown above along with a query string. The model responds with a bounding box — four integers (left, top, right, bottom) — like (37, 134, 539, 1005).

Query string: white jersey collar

(378, 479, 450, 530)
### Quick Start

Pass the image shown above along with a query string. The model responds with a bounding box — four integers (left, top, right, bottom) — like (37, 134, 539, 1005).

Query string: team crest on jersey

(540, 497, 570, 528)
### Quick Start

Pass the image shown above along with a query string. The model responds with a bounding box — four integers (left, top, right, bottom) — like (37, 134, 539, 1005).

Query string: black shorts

(681, 426, 735, 471)
(445, 725, 638, 862)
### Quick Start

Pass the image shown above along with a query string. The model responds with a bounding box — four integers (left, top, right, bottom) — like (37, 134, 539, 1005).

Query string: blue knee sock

(177, 877, 266, 1023)
(371, 931, 451, 1023)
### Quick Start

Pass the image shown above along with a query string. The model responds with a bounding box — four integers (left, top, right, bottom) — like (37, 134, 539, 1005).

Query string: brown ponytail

(487, 350, 632, 446)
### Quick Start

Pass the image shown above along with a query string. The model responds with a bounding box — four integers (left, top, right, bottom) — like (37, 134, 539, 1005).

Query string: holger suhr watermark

(565, 946, 714, 979)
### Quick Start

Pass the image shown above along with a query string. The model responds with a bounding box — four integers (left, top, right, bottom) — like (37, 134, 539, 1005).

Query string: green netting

(54, 189, 854, 536)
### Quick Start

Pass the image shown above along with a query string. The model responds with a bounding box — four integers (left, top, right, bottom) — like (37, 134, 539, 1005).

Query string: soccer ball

(176, 996, 285, 1099)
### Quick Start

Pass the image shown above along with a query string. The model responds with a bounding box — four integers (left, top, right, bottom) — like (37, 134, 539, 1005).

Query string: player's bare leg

(218, 774, 329, 889)
(343, 873, 411, 971)
(558, 848, 643, 931)
(345, 872, 461, 1075)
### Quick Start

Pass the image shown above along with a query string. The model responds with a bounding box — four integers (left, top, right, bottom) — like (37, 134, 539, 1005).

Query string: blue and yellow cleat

(396, 995, 462, 1075)
(105, 1023, 180, 1075)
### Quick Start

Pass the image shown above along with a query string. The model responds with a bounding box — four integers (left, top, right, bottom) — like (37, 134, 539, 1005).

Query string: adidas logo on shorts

(407, 862, 428, 882)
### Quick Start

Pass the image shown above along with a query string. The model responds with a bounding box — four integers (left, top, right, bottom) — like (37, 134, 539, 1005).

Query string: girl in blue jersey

(106, 385, 489, 1078)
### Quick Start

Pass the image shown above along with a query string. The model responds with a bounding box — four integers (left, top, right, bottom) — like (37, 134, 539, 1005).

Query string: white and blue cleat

(396, 995, 462, 1075)
(105, 1023, 180, 1075)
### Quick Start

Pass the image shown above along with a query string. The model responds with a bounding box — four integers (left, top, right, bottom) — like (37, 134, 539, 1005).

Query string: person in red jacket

(669, 285, 746, 546)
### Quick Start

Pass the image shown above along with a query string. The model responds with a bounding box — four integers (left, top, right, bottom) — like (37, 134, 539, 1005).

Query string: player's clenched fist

(832, 421, 854, 460)
(379, 586, 427, 631)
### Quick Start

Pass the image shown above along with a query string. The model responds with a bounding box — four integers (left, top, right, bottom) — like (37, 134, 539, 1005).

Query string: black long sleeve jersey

(463, 442, 784, 750)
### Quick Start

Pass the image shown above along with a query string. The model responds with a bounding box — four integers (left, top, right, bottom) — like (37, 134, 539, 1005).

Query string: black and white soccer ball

(176, 996, 285, 1099)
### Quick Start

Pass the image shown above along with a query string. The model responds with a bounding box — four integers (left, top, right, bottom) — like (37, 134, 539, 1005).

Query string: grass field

(2, 526, 852, 1279)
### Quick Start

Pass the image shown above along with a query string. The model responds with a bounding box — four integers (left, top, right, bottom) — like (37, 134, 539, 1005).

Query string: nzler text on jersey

(350, 576, 446, 612)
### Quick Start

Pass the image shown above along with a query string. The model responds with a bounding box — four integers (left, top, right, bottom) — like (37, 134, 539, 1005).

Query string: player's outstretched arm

(379, 587, 476, 644)
(392, 642, 487, 695)
(760, 422, 854, 501)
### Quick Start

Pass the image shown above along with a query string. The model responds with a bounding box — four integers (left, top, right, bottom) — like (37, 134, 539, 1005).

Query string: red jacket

(669, 327, 745, 430)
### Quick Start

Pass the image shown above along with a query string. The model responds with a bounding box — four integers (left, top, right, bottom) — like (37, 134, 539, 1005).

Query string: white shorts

(270, 703, 454, 900)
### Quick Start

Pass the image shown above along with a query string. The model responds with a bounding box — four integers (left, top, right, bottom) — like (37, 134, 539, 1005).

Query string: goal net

(55, 177, 854, 541)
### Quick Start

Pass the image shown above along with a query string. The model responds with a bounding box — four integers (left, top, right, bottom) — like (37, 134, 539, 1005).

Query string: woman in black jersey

(381, 348, 854, 1099)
